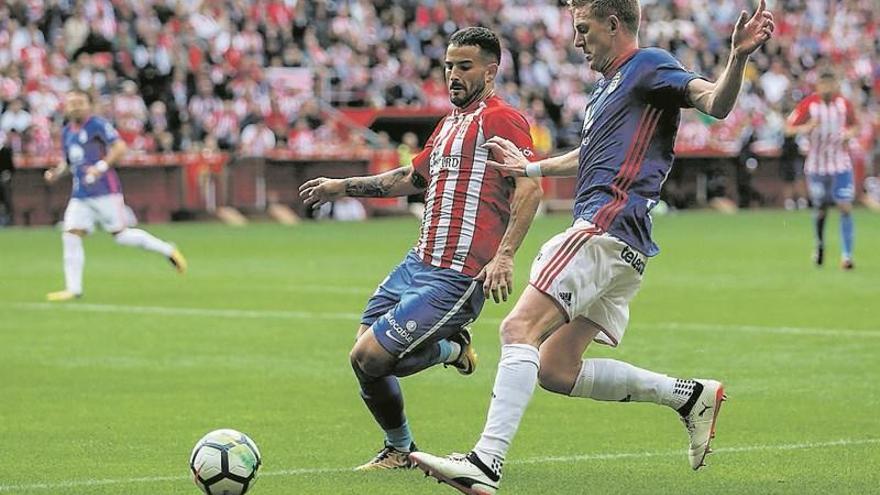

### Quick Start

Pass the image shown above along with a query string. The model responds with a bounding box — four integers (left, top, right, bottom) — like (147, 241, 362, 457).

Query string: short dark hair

(67, 88, 92, 102)
(819, 70, 836, 81)
(568, 0, 641, 35)
(449, 27, 501, 63)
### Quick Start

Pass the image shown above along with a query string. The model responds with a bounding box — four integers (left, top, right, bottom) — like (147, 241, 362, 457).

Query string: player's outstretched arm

(299, 166, 427, 209)
(784, 118, 816, 136)
(44, 159, 69, 184)
(483, 136, 580, 177)
(477, 175, 542, 303)
(686, 0, 775, 119)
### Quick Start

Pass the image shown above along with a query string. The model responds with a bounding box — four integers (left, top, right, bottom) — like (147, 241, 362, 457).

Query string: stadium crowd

(0, 0, 877, 168)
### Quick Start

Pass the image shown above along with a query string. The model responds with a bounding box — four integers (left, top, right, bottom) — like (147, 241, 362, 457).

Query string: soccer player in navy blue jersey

(411, 1, 775, 492)
(45, 90, 187, 301)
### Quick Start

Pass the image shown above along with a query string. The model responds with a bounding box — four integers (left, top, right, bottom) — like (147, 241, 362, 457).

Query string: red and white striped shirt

(787, 93, 856, 175)
(412, 95, 534, 278)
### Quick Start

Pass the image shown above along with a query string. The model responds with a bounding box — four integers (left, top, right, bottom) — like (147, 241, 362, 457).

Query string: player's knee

(499, 314, 534, 346)
(537, 363, 575, 395)
(66, 229, 87, 237)
(349, 345, 393, 379)
(349, 352, 371, 382)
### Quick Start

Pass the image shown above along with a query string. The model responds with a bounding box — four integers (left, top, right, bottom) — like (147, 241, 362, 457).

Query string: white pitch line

(6, 302, 879, 340)
(647, 322, 880, 339)
(513, 437, 880, 464)
(8, 302, 365, 322)
(0, 438, 877, 493)
(279, 284, 376, 295)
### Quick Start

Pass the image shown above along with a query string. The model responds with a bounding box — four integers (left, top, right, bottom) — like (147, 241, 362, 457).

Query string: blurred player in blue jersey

(44, 89, 187, 301)
(411, 0, 775, 492)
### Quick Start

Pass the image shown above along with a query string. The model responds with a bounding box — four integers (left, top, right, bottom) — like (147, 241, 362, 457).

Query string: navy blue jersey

(62, 116, 122, 198)
(574, 48, 700, 256)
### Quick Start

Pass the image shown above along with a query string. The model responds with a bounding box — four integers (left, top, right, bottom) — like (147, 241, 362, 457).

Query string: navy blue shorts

(362, 250, 485, 358)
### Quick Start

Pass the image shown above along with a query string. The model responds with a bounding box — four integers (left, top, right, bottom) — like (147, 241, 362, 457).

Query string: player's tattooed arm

(343, 166, 426, 197)
(300, 166, 426, 209)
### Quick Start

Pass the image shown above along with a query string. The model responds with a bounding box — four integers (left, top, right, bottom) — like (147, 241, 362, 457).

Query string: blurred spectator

(0, 98, 31, 134)
(240, 118, 276, 156)
(288, 118, 315, 155)
(397, 131, 427, 217)
(397, 132, 419, 167)
(528, 98, 555, 157)
(779, 130, 808, 210)
(204, 99, 240, 150)
(147, 100, 169, 135)
(0, 130, 12, 226)
(264, 98, 289, 141)
(760, 60, 791, 105)
(0, 0, 874, 165)
(62, 5, 89, 57)
(155, 131, 175, 153)
(113, 80, 147, 136)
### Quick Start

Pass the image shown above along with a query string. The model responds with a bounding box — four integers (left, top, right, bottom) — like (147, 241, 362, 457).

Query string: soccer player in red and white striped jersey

(786, 70, 858, 269)
(299, 27, 542, 471)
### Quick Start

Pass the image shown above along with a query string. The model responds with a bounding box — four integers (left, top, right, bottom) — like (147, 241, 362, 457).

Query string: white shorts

(529, 220, 647, 347)
(63, 194, 132, 233)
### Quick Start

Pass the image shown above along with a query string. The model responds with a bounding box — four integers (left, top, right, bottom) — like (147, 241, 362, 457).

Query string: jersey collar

(603, 48, 639, 79)
(453, 93, 495, 116)
(66, 115, 95, 132)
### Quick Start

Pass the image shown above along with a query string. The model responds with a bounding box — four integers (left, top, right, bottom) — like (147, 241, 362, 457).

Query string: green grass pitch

(0, 211, 877, 494)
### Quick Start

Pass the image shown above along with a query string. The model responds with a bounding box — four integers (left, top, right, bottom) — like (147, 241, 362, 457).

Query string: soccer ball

(190, 429, 262, 495)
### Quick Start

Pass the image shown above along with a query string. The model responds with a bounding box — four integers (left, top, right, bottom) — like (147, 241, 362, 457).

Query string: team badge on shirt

(607, 72, 622, 94)
(68, 144, 84, 165)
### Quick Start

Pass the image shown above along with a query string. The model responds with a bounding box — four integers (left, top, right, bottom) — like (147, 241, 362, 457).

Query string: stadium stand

(0, 0, 876, 220)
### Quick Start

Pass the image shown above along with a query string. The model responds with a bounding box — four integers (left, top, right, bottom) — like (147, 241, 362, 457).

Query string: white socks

(62, 232, 84, 295)
(473, 344, 540, 473)
(114, 228, 174, 257)
(570, 358, 691, 411)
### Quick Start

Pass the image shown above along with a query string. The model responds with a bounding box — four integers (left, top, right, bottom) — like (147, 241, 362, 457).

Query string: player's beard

(450, 80, 485, 108)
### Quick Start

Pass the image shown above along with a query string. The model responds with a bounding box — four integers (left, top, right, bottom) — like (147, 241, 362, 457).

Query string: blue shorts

(808, 171, 855, 206)
(362, 250, 485, 358)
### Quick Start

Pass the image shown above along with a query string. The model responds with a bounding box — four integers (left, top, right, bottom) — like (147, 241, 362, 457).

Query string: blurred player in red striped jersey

(299, 27, 542, 471)
(785, 70, 858, 269)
